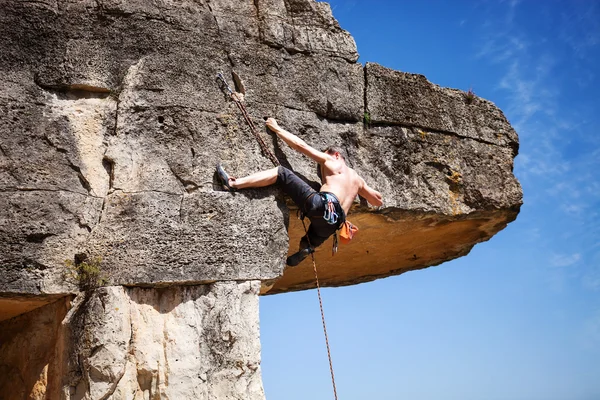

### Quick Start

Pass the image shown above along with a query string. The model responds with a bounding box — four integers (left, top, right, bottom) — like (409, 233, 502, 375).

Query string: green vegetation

(464, 88, 476, 105)
(64, 255, 108, 290)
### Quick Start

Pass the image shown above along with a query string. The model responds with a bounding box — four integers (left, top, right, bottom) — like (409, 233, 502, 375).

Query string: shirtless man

(217, 118, 383, 266)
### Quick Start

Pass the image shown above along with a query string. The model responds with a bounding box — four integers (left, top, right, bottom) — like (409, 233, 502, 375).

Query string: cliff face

(0, 0, 522, 398)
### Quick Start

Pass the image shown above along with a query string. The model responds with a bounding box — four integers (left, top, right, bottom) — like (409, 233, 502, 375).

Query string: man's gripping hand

(265, 117, 280, 133)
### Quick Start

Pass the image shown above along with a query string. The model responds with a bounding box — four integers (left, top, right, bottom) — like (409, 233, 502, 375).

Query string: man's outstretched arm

(358, 178, 383, 207)
(265, 118, 332, 164)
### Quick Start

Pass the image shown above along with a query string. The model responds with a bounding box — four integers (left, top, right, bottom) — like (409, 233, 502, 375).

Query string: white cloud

(549, 253, 581, 267)
(547, 181, 579, 198)
(505, 0, 520, 24)
(583, 272, 600, 291)
(474, 2, 572, 185)
(524, 227, 541, 242)
(559, 2, 600, 59)
(476, 0, 600, 257)
(580, 310, 600, 351)
(561, 203, 585, 217)
(476, 34, 529, 63)
(497, 54, 558, 127)
(582, 251, 600, 291)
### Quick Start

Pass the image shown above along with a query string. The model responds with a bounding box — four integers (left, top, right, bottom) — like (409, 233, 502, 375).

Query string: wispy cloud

(496, 54, 558, 129)
(504, 0, 520, 25)
(474, 2, 600, 297)
(582, 251, 600, 291)
(580, 309, 600, 351)
(583, 271, 600, 291)
(559, 2, 600, 59)
(476, 35, 529, 63)
(475, 3, 558, 134)
(550, 253, 581, 268)
(561, 203, 585, 217)
(476, 1, 600, 233)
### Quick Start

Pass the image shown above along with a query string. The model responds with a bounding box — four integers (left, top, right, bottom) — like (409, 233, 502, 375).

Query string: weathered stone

(0, 282, 262, 399)
(0, 0, 371, 294)
(0, 296, 72, 400)
(0, 0, 521, 310)
(0, 294, 68, 322)
(0, 191, 102, 295)
(366, 62, 519, 152)
(0, 0, 522, 397)
(262, 120, 521, 294)
(257, 0, 359, 62)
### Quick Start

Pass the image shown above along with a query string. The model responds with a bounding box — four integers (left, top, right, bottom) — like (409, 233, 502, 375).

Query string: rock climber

(217, 118, 383, 266)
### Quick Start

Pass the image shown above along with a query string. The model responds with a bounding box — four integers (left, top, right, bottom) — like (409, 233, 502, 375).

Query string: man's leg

(230, 167, 279, 189)
(218, 166, 314, 200)
(287, 213, 338, 267)
(287, 228, 331, 266)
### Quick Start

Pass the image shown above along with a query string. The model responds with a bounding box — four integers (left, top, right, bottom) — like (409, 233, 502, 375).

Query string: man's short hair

(317, 146, 345, 181)
(322, 146, 345, 160)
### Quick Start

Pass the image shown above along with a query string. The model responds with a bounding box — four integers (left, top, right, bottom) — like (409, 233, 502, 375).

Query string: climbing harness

(322, 193, 340, 225)
(217, 71, 339, 399)
(216, 72, 280, 167)
(332, 231, 338, 256)
(321, 193, 341, 256)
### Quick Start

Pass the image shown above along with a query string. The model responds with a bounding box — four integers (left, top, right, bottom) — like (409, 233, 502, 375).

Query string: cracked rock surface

(0, 283, 261, 400)
(0, 0, 521, 398)
(0, 0, 520, 297)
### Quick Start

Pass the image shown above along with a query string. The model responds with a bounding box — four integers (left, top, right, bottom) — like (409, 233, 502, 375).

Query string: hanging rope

(301, 217, 339, 400)
(216, 72, 280, 167)
(217, 71, 338, 399)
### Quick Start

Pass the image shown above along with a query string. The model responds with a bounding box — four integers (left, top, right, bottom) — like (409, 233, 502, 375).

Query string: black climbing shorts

(276, 166, 345, 248)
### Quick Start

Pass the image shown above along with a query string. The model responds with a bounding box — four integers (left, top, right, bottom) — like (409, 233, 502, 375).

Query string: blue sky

(260, 1, 600, 399)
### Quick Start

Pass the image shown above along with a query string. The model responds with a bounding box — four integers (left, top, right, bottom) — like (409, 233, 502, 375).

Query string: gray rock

(0, 0, 521, 300)
(0, 282, 262, 400)
(0, 0, 522, 397)
(365, 62, 519, 153)
(0, 295, 72, 399)
(0, 0, 523, 299)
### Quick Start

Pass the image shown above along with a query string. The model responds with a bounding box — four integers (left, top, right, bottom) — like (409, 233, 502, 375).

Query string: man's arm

(266, 118, 332, 164)
(358, 178, 383, 207)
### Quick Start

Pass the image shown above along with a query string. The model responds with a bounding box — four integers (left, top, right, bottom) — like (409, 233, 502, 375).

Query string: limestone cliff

(0, 0, 522, 398)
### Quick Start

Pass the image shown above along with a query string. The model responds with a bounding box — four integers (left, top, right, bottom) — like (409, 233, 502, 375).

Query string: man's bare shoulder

(348, 167, 364, 183)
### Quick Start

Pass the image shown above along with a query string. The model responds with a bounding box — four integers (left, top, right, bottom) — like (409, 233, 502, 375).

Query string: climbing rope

(216, 72, 280, 167)
(300, 217, 339, 400)
(217, 71, 338, 399)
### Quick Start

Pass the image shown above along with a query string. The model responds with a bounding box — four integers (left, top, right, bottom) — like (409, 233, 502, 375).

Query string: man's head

(323, 146, 345, 161)
(317, 146, 345, 181)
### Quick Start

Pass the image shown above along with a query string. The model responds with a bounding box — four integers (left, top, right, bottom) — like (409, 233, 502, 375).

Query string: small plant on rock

(464, 87, 476, 105)
(64, 254, 108, 291)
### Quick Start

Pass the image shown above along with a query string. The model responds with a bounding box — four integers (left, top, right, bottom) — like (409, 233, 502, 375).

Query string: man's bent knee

(276, 166, 292, 185)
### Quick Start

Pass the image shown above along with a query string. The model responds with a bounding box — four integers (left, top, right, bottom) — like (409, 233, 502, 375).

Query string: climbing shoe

(216, 163, 236, 192)
(286, 247, 314, 267)
(299, 236, 310, 251)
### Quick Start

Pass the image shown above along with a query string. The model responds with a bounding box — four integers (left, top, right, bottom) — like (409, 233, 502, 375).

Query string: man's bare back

(320, 159, 377, 215)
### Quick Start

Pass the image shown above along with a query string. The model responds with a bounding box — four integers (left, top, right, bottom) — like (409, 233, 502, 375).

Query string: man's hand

(265, 117, 280, 133)
(264, 117, 330, 163)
